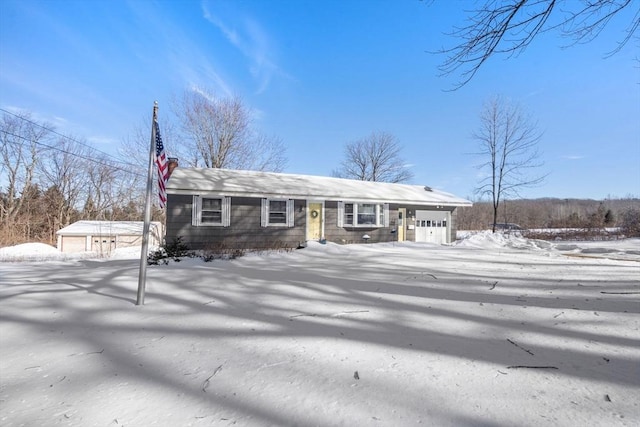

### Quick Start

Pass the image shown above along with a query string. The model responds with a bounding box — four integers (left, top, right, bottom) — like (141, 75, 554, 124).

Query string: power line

(1, 129, 146, 178)
(0, 107, 144, 170)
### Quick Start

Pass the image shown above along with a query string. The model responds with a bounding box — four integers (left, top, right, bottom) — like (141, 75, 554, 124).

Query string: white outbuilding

(56, 221, 162, 254)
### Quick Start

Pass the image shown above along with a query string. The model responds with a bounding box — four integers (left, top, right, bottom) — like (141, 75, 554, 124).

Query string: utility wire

(1, 129, 146, 178)
(0, 107, 145, 170)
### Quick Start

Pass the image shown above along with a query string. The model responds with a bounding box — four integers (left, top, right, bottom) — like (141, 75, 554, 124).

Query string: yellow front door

(398, 208, 406, 241)
(307, 203, 322, 240)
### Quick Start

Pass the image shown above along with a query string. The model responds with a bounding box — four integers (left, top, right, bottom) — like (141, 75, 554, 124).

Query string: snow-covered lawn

(1, 234, 639, 426)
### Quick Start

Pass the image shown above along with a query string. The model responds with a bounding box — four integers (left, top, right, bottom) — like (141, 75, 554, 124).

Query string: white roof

(56, 221, 161, 236)
(167, 168, 472, 206)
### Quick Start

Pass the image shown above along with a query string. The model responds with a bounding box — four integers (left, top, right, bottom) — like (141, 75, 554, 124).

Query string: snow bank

(456, 230, 553, 250)
(0, 243, 76, 262)
(0, 243, 157, 262)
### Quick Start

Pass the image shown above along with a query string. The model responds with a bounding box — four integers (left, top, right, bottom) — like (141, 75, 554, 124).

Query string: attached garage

(414, 210, 451, 244)
(56, 221, 163, 254)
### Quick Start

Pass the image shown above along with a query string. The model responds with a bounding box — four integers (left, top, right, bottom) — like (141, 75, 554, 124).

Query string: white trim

(192, 195, 200, 226)
(340, 202, 387, 228)
(383, 203, 390, 227)
(167, 188, 471, 207)
(262, 198, 294, 227)
(192, 195, 231, 227)
(286, 199, 295, 227)
(222, 196, 231, 227)
(261, 199, 268, 227)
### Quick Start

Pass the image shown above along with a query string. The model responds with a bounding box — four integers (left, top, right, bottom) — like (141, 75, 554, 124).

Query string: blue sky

(1, 0, 638, 200)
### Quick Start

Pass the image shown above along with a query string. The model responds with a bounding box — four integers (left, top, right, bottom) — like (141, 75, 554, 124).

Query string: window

(358, 203, 376, 225)
(344, 203, 354, 225)
(268, 200, 287, 224)
(201, 198, 222, 224)
(192, 195, 231, 227)
(338, 202, 389, 227)
(261, 199, 295, 227)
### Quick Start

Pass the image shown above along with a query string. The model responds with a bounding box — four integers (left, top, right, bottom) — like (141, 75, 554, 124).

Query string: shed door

(61, 236, 87, 253)
(415, 211, 450, 244)
(92, 236, 116, 254)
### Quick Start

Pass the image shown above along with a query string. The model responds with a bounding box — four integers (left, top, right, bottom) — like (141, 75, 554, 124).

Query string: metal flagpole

(136, 101, 158, 305)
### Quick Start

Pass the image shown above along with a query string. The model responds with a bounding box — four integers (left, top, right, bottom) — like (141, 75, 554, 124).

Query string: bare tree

(37, 135, 96, 239)
(175, 88, 287, 171)
(118, 112, 179, 215)
(439, 0, 639, 88)
(473, 96, 545, 232)
(84, 155, 144, 221)
(0, 111, 52, 244)
(333, 131, 413, 183)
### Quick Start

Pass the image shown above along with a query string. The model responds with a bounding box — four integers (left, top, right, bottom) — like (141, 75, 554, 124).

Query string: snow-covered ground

(1, 233, 639, 426)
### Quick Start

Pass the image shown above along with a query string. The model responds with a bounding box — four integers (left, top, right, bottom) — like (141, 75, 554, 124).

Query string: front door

(307, 202, 323, 241)
(398, 208, 406, 241)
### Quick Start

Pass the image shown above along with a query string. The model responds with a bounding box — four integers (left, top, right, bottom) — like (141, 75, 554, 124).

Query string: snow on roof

(56, 221, 161, 236)
(167, 168, 472, 206)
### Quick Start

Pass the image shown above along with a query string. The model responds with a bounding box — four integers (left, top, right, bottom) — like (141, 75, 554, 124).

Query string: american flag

(155, 120, 169, 208)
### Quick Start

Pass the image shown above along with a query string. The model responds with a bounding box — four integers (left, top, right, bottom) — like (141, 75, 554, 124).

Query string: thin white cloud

(87, 135, 119, 146)
(2, 105, 69, 129)
(561, 155, 585, 160)
(124, 0, 233, 97)
(201, 1, 285, 94)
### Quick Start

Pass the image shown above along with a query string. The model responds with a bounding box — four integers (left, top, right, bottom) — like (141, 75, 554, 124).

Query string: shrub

(148, 236, 191, 265)
(201, 242, 246, 262)
(621, 208, 640, 237)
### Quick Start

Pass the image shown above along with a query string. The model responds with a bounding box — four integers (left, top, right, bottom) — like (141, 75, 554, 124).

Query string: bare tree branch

(437, 0, 639, 88)
(0, 111, 52, 224)
(174, 88, 287, 172)
(333, 131, 414, 183)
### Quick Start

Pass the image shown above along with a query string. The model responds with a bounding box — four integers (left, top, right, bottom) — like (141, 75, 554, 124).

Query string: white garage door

(61, 236, 87, 253)
(415, 211, 450, 244)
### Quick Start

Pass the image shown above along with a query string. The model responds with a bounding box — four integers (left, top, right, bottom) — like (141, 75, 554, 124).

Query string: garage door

(415, 211, 450, 244)
(92, 235, 116, 254)
(61, 236, 87, 253)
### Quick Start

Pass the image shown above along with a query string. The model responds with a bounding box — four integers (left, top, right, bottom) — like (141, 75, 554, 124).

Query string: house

(56, 221, 162, 254)
(165, 168, 472, 250)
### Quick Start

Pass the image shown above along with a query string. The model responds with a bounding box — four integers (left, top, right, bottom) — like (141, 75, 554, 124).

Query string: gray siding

(166, 195, 462, 249)
(323, 201, 398, 244)
(166, 195, 306, 250)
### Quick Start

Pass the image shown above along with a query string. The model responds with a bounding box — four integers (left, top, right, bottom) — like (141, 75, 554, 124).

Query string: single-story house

(165, 167, 472, 250)
(56, 221, 162, 254)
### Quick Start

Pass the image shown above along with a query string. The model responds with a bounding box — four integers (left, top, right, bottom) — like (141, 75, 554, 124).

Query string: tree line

(457, 197, 640, 236)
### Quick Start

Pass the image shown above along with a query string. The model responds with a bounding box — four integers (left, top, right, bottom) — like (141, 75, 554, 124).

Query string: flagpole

(136, 101, 158, 306)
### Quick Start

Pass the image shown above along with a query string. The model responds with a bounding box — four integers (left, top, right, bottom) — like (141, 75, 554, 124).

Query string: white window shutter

(191, 195, 201, 226)
(383, 203, 390, 227)
(287, 199, 295, 227)
(261, 199, 268, 227)
(337, 202, 344, 227)
(223, 196, 231, 227)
